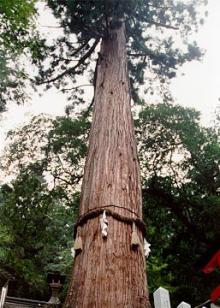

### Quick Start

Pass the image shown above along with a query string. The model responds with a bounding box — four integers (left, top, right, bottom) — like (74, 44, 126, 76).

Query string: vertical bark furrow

(80, 24, 142, 218)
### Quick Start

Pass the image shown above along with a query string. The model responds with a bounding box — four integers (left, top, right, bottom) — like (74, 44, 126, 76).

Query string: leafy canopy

(36, 0, 207, 105)
(0, 167, 79, 299)
(138, 103, 220, 304)
(0, 0, 45, 112)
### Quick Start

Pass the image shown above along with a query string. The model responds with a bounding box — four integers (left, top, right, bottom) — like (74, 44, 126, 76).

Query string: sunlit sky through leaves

(0, 0, 220, 153)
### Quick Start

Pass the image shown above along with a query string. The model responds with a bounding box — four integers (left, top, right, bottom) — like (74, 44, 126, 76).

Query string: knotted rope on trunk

(73, 204, 147, 239)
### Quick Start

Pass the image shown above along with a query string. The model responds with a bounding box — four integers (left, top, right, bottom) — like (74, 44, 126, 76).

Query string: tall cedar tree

(36, 1, 206, 307)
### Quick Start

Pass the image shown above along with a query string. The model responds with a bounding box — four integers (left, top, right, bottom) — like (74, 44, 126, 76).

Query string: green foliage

(147, 255, 177, 294)
(1, 114, 89, 194)
(0, 0, 37, 52)
(0, 50, 27, 112)
(36, 0, 207, 107)
(0, 113, 88, 298)
(0, 0, 45, 112)
(47, 116, 89, 168)
(0, 167, 79, 298)
(138, 103, 220, 304)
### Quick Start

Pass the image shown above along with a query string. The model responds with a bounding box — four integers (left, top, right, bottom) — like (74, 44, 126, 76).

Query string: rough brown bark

(64, 22, 150, 308)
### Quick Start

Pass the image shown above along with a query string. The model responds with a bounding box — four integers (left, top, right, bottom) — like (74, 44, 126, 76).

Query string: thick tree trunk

(64, 23, 150, 308)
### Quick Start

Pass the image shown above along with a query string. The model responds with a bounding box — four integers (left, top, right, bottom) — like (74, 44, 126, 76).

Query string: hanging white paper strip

(71, 247, 75, 258)
(100, 210, 108, 238)
(144, 238, 151, 258)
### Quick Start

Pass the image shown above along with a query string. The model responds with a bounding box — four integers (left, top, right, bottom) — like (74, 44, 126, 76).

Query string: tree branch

(146, 20, 178, 30)
(37, 39, 99, 85)
(53, 174, 73, 186)
(61, 84, 93, 92)
(57, 154, 74, 177)
(70, 39, 91, 57)
(82, 96, 95, 117)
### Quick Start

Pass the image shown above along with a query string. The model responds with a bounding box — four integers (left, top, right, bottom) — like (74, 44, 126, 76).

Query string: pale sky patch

(170, 0, 220, 125)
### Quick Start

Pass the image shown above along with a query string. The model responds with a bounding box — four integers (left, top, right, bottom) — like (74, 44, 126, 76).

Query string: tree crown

(36, 0, 207, 106)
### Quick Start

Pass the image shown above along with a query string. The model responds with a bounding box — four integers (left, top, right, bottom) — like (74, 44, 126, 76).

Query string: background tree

(0, 166, 80, 300)
(0, 0, 45, 112)
(0, 113, 88, 299)
(137, 103, 220, 304)
(1, 114, 89, 193)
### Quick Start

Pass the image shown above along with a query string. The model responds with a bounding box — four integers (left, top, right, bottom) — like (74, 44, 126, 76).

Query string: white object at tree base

(131, 222, 140, 248)
(153, 287, 171, 308)
(144, 238, 151, 258)
(74, 227, 83, 252)
(177, 302, 191, 308)
(71, 247, 75, 258)
(100, 210, 108, 238)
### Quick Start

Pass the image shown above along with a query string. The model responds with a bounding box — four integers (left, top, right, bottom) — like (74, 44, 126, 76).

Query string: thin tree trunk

(64, 22, 150, 308)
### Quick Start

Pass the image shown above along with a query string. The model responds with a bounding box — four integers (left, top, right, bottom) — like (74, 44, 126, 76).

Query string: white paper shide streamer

(144, 239, 151, 258)
(71, 226, 83, 258)
(100, 210, 108, 238)
(71, 247, 75, 258)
